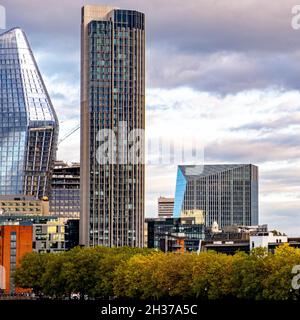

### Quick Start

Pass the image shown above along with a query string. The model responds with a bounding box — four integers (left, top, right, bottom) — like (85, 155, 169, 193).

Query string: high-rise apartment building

(80, 6, 145, 247)
(0, 28, 58, 199)
(50, 161, 80, 219)
(158, 197, 174, 218)
(173, 165, 259, 227)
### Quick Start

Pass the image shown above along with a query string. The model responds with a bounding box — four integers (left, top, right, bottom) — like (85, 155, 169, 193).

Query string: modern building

(33, 219, 66, 253)
(0, 195, 49, 216)
(50, 161, 80, 219)
(250, 231, 288, 251)
(33, 218, 79, 253)
(173, 165, 259, 228)
(158, 197, 174, 218)
(80, 5, 145, 247)
(65, 219, 80, 250)
(0, 223, 33, 294)
(0, 215, 79, 254)
(0, 28, 58, 199)
(145, 216, 205, 252)
(202, 224, 268, 254)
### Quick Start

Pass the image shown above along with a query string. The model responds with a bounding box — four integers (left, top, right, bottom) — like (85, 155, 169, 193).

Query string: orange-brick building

(0, 224, 33, 294)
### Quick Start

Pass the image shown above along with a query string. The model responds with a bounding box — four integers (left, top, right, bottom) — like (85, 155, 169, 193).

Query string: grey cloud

(260, 204, 300, 236)
(3, 0, 299, 52)
(205, 133, 300, 163)
(148, 48, 300, 93)
(262, 170, 300, 188)
(231, 113, 300, 132)
(2, 0, 300, 93)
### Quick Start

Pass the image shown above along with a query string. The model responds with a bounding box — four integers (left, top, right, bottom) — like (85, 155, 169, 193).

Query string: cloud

(144, 88, 300, 235)
(3, 0, 300, 93)
(1, 1, 300, 235)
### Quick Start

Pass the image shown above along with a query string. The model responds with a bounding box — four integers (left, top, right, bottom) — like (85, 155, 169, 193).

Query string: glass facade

(0, 28, 58, 199)
(173, 165, 259, 227)
(50, 161, 80, 218)
(146, 217, 205, 252)
(173, 167, 187, 218)
(81, 7, 145, 247)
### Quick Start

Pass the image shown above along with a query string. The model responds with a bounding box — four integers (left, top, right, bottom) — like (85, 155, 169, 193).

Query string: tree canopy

(14, 244, 300, 300)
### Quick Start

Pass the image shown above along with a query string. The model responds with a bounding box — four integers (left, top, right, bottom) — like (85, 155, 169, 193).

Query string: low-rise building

(0, 215, 79, 254)
(250, 231, 288, 252)
(145, 216, 205, 252)
(0, 195, 49, 216)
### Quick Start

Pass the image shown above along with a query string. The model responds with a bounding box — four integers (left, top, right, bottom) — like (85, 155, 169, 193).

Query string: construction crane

(58, 124, 80, 145)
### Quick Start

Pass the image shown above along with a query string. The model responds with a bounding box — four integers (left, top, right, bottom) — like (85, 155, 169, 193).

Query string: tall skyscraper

(0, 28, 58, 199)
(173, 165, 259, 227)
(80, 6, 145, 247)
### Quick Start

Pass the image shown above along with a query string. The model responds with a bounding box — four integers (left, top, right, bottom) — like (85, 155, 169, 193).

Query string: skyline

(1, 0, 300, 235)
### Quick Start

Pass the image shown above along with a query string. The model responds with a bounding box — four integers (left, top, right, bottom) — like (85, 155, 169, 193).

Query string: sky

(1, 0, 300, 235)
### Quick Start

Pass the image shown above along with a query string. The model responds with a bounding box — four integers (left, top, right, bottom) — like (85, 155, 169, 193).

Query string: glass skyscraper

(0, 28, 58, 199)
(80, 6, 145, 247)
(173, 165, 259, 227)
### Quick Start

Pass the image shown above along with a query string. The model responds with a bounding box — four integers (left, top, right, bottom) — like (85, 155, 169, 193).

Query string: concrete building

(0, 28, 58, 199)
(0, 223, 33, 294)
(50, 161, 80, 219)
(80, 5, 145, 247)
(0, 195, 49, 216)
(250, 231, 288, 250)
(33, 218, 79, 253)
(158, 197, 174, 218)
(203, 224, 268, 254)
(173, 165, 259, 228)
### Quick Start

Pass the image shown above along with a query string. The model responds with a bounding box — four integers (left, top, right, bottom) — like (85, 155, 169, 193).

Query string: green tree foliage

(14, 245, 300, 300)
(191, 251, 233, 299)
(14, 252, 50, 295)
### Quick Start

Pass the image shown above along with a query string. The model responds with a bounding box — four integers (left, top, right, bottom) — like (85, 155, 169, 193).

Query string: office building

(145, 216, 205, 252)
(80, 6, 145, 247)
(173, 165, 259, 228)
(65, 219, 80, 250)
(158, 197, 174, 218)
(50, 161, 80, 219)
(0, 224, 33, 294)
(0, 28, 58, 199)
(0, 195, 49, 216)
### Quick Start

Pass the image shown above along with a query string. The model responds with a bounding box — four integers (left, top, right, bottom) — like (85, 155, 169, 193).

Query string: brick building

(0, 224, 33, 294)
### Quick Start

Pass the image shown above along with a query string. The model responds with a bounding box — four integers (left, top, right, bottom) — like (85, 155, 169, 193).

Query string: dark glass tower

(173, 165, 259, 227)
(0, 28, 58, 199)
(80, 6, 145, 247)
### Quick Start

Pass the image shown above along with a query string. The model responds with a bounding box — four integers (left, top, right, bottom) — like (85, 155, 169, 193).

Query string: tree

(191, 251, 233, 299)
(14, 252, 50, 295)
(230, 247, 271, 300)
(262, 244, 300, 300)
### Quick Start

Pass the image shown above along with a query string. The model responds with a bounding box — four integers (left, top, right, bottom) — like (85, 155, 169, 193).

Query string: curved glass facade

(0, 28, 58, 198)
